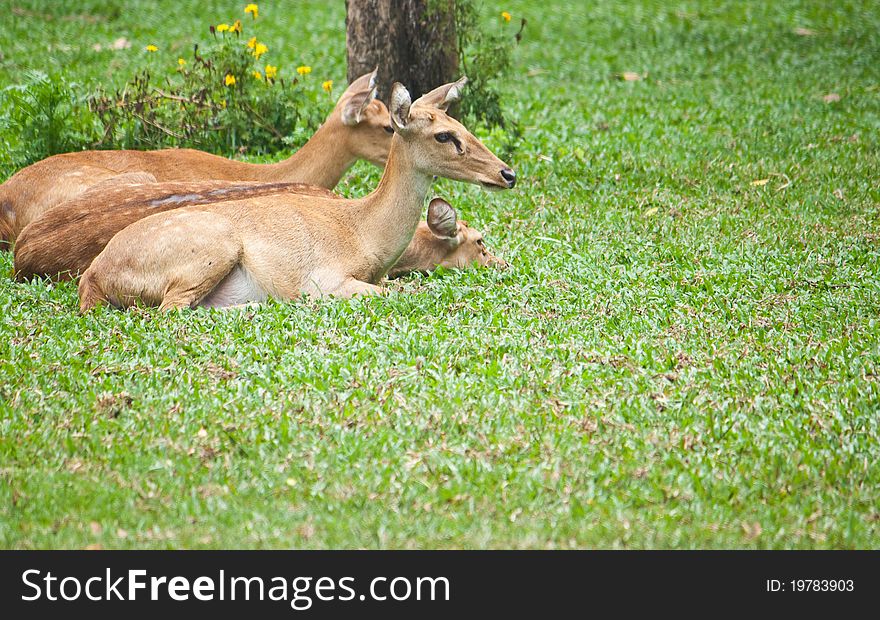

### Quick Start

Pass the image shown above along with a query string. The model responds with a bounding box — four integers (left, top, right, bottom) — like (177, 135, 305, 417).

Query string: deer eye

(434, 132, 452, 143)
(383, 125, 394, 134)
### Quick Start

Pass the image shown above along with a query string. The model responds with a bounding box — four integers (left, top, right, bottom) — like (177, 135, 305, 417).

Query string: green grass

(1, 0, 879, 549)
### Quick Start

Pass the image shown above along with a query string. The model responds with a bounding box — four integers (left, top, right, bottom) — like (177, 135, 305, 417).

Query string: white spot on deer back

(150, 193, 203, 206)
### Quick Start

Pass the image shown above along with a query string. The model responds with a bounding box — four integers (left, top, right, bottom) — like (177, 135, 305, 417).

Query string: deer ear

(341, 88, 376, 126)
(340, 68, 378, 126)
(413, 76, 468, 111)
(427, 198, 459, 239)
(346, 67, 378, 93)
(389, 82, 412, 132)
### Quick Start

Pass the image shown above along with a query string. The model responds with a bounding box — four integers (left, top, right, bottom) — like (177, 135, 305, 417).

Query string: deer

(13, 179, 506, 280)
(0, 69, 392, 248)
(385, 198, 507, 278)
(78, 77, 516, 311)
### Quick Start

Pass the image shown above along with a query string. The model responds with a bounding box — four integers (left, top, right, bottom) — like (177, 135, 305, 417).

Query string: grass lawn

(1, 0, 879, 549)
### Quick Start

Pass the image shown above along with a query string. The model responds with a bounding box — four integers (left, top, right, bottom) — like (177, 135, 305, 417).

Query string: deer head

(387, 197, 508, 278)
(333, 68, 393, 167)
(388, 77, 516, 189)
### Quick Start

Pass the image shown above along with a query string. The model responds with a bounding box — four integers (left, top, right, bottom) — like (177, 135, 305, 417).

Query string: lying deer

(13, 179, 506, 280)
(386, 198, 507, 278)
(0, 69, 391, 247)
(79, 77, 515, 311)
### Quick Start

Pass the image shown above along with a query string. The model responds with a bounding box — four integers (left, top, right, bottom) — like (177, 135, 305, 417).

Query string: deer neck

(351, 138, 433, 279)
(261, 117, 354, 188)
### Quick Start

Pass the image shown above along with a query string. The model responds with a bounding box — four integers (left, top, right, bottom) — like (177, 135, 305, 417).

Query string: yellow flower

(245, 4, 259, 19)
(247, 36, 257, 49)
(217, 23, 230, 32)
(230, 19, 242, 33)
(225, 73, 236, 86)
(501, 11, 512, 22)
(322, 80, 333, 93)
(253, 70, 263, 80)
(296, 65, 311, 76)
(145, 44, 158, 52)
(178, 57, 186, 66)
(264, 64, 278, 79)
(253, 42, 268, 59)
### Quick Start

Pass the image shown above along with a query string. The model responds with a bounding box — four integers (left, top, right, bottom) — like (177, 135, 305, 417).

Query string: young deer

(386, 197, 508, 278)
(0, 69, 391, 248)
(79, 77, 515, 311)
(13, 180, 505, 280)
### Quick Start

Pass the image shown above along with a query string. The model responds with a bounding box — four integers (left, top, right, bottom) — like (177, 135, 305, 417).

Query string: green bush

(89, 19, 330, 156)
(454, 2, 526, 130)
(0, 71, 101, 177)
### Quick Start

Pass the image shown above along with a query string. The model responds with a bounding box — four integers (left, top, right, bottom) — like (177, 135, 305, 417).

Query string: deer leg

(155, 218, 247, 311)
(158, 261, 240, 311)
(329, 278, 384, 298)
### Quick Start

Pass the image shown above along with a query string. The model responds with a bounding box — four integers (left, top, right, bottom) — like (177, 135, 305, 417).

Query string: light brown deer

(79, 77, 515, 311)
(13, 180, 505, 280)
(386, 197, 507, 278)
(0, 69, 391, 248)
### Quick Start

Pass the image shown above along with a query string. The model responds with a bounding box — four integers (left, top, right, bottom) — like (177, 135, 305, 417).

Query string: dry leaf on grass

(751, 179, 769, 186)
(794, 27, 817, 36)
(617, 72, 643, 82)
(823, 93, 841, 103)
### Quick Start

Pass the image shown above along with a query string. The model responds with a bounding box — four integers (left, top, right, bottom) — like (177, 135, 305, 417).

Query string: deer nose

(491, 255, 510, 270)
(500, 168, 516, 188)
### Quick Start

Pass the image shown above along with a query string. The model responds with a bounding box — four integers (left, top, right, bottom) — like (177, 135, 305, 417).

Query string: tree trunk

(345, 0, 458, 103)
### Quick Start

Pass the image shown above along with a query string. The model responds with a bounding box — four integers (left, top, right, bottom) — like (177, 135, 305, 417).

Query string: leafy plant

(0, 71, 100, 177)
(454, 2, 525, 129)
(89, 17, 330, 156)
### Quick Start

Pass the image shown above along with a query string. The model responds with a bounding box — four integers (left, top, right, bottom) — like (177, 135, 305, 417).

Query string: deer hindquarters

(80, 209, 244, 311)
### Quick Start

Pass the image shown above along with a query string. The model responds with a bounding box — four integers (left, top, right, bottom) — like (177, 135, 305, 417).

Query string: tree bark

(346, 0, 458, 103)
